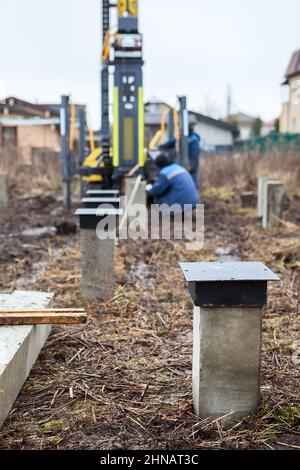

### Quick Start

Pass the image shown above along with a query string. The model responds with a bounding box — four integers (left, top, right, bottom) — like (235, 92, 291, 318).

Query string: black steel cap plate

(81, 198, 120, 204)
(179, 262, 279, 282)
(86, 190, 120, 195)
(179, 262, 279, 307)
(75, 208, 123, 230)
(75, 209, 123, 217)
(81, 198, 120, 209)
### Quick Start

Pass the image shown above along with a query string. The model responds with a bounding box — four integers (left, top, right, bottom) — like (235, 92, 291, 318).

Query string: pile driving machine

(60, 0, 190, 207)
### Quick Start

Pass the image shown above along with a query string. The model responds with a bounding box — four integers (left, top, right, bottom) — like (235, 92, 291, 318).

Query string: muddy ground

(0, 187, 299, 450)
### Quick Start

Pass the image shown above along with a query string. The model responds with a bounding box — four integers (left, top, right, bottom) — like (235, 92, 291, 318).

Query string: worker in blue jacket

(188, 124, 201, 187)
(159, 124, 201, 187)
(146, 154, 199, 212)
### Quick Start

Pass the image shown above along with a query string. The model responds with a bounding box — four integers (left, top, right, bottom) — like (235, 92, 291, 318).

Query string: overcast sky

(0, 0, 299, 127)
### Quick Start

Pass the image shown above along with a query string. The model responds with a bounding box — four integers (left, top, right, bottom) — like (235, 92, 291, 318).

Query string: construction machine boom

(113, 0, 144, 175)
(79, 0, 144, 187)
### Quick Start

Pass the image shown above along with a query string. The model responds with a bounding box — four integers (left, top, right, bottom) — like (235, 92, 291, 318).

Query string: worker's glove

(145, 184, 153, 192)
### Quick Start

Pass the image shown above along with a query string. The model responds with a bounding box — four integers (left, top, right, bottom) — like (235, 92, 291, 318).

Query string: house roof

(283, 49, 300, 84)
(4, 97, 57, 116)
(0, 97, 86, 119)
(39, 103, 86, 116)
(0, 102, 55, 119)
(144, 100, 234, 133)
(227, 112, 256, 126)
(145, 100, 171, 108)
(189, 111, 235, 133)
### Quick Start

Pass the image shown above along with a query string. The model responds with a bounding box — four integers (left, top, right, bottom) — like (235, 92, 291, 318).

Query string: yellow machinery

(79, 1, 189, 189)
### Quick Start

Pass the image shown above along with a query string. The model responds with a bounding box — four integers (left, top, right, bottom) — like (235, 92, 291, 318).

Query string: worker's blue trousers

(190, 168, 199, 189)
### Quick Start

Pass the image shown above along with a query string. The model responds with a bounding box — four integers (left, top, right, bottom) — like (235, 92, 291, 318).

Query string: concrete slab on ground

(0, 290, 53, 428)
(0, 172, 8, 209)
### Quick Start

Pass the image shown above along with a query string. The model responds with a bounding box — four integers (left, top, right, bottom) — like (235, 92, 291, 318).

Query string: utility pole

(226, 85, 232, 118)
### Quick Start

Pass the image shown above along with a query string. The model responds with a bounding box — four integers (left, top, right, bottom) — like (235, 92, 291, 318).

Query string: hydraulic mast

(113, 0, 144, 174)
(99, 0, 144, 182)
(100, 0, 112, 188)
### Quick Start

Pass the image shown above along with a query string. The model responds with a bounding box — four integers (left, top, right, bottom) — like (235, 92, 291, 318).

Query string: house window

(2, 126, 17, 148)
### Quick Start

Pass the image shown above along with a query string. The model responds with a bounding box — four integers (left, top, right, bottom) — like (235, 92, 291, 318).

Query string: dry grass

(0, 186, 299, 450)
(0, 147, 61, 195)
(201, 150, 300, 193)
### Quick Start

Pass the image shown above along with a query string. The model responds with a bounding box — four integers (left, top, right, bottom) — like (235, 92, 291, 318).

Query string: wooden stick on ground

(0, 309, 85, 314)
(0, 309, 87, 326)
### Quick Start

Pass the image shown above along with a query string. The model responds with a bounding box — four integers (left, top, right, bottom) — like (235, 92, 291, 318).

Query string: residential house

(144, 99, 172, 146)
(0, 97, 85, 165)
(145, 99, 235, 154)
(189, 111, 234, 153)
(280, 49, 300, 133)
(227, 112, 256, 141)
(261, 119, 277, 137)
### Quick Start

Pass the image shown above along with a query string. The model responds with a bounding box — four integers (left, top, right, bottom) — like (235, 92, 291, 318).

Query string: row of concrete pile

(241, 178, 284, 229)
(73, 177, 280, 426)
(0, 174, 282, 430)
(257, 177, 284, 229)
(75, 177, 147, 302)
